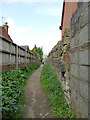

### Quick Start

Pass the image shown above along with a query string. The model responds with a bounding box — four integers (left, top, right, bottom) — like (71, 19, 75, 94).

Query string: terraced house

(0, 22, 13, 42)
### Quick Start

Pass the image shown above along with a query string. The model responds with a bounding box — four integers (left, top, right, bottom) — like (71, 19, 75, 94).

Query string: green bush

(40, 64, 76, 118)
(2, 63, 41, 119)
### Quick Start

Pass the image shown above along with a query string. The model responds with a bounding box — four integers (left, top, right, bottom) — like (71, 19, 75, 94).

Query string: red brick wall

(0, 59, 39, 70)
(0, 64, 25, 71)
(62, 1, 77, 37)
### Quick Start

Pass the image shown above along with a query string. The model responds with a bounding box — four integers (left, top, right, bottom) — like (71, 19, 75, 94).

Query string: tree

(30, 45, 43, 62)
(32, 44, 37, 52)
(37, 47, 43, 62)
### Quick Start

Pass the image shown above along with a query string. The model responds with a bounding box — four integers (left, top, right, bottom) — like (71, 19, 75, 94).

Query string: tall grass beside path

(40, 63, 76, 118)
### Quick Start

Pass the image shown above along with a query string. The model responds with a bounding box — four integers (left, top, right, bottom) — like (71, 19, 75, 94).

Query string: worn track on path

(23, 65, 55, 118)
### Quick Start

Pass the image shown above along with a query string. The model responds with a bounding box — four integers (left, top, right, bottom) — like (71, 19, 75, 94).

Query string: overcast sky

(0, 0, 63, 55)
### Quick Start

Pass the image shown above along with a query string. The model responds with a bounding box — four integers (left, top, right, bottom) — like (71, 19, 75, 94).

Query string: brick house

(0, 22, 13, 42)
(60, 0, 77, 38)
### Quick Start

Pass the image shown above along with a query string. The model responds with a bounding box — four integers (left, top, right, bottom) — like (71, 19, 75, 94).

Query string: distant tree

(32, 44, 37, 52)
(30, 45, 43, 62)
(37, 47, 43, 62)
(43, 54, 47, 61)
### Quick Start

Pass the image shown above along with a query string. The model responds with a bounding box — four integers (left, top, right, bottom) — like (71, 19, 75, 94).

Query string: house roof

(0, 25, 13, 42)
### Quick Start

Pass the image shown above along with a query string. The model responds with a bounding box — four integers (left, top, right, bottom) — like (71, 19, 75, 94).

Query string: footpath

(23, 65, 55, 118)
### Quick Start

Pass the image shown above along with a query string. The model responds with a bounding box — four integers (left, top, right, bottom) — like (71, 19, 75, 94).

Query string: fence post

(25, 50, 27, 64)
(16, 45, 18, 69)
(32, 55, 34, 63)
(31, 54, 32, 63)
(29, 53, 31, 64)
(9, 43, 12, 65)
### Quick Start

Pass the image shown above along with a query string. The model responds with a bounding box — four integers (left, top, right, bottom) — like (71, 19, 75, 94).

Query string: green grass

(2, 63, 41, 119)
(40, 63, 76, 118)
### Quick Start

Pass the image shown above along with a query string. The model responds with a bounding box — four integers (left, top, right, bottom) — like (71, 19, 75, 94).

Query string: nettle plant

(2, 63, 41, 118)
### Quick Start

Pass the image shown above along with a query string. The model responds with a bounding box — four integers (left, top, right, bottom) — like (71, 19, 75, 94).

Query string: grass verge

(40, 63, 76, 118)
(2, 63, 41, 119)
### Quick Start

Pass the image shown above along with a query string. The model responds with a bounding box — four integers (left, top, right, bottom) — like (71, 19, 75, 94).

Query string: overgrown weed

(40, 63, 76, 118)
(2, 63, 41, 119)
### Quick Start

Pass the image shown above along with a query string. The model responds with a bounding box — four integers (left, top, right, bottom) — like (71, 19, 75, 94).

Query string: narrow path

(23, 65, 55, 118)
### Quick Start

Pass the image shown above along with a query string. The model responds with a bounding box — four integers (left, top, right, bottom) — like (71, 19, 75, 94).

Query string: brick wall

(61, 1, 77, 37)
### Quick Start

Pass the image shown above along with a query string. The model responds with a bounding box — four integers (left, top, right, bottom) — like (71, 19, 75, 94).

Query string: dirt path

(23, 65, 55, 118)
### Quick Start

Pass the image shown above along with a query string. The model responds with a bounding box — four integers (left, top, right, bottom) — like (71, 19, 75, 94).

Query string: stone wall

(47, 28, 71, 104)
(69, 2, 89, 118)
(46, 2, 89, 118)
(0, 35, 39, 70)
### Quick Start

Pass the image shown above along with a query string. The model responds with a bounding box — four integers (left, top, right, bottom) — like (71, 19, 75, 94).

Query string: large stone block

(79, 24, 88, 44)
(80, 66, 88, 82)
(0, 53, 2, 66)
(75, 33, 79, 46)
(11, 55, 15, 64)
(89, 83, 90, 118)
(70, 64, 79, 78)
(70, 75, 80, 94)
(2, 40, 10, 52)
(77, 95, 88, 118)
(88, 23, 90, 41)
(2, 53, 10, 65)
(88, 2, 90, 22)
(11, 44, 16, 54)
(89, 67, 90, 84)
(70, 51, 79, 64)
(71, 85, 88, 117)
(79, 48, 89, 65)
(79, 7, 88, 29)
(70, 33, 79, 49)
(70, 35, 75, 49)
(80, 81, 88, 101)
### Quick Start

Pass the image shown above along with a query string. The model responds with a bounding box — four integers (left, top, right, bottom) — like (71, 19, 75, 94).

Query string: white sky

(1, 1, 63, 55)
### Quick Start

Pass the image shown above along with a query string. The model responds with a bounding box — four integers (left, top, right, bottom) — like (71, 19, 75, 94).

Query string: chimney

(4, 22, 9, 33)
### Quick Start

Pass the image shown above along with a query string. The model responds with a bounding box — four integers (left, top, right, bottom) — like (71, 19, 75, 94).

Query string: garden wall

(69, 2, 89, 118)
(0, 35, 39, 70)
(46, 2, 89, 118)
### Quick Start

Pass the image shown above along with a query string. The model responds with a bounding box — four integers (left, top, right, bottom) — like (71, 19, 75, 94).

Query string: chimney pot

(4, 22, 9, 33)
(4, 22, 8, 25)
